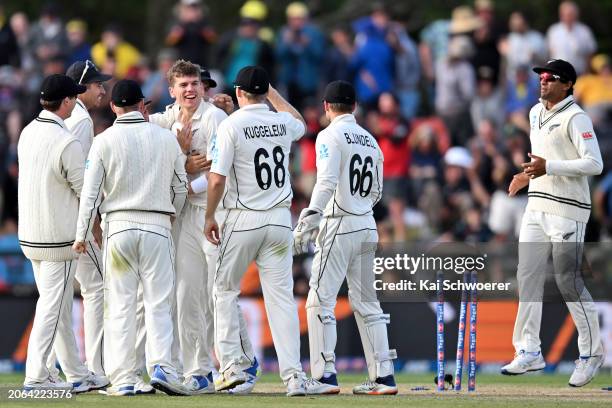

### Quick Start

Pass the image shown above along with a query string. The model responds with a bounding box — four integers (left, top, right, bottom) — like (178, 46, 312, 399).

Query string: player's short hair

(40, 98, 65, 112)
(166, 59, 201, 86)
(327, 102, 354, 113)
(241, 90, 267, 103)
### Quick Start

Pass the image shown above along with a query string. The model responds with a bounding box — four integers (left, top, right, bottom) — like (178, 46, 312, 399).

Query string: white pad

(306, 303, 337, 380)
(355, 313, 395, 380)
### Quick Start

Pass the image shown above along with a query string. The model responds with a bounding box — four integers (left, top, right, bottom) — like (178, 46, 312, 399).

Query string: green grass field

(1, 372, 611, 407)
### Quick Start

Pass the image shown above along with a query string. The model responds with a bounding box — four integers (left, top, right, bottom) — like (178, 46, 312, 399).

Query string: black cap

(533, 59, 577, 84)
(200, 68, 217, 88)
(111, 79, 144, 107)
(233, 66, 269, 94)
(66, 60, 112, 85)
(323, 80, 356, 104)
(40, 74, 87, 101)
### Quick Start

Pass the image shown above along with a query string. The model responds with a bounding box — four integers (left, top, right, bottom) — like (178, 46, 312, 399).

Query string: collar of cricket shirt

(330, 113, 356, 125)
(37, 109, 68, 130)
(114, 111, 146, 124)
(539, 94, 574, 113)
(240, 103, 270, 112)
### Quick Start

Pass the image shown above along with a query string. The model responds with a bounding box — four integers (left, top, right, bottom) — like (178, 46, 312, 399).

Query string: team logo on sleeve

(582, 131, 593, 140)
(85, 159, 90, 169)
(319, 143, 329, 159)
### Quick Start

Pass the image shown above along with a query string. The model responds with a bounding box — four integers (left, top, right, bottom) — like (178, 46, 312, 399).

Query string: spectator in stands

(369, 92, 410, 241)
(65, 19, 91, 67)
(546, 0, 596, 75)
(295, 98, 322, 195)
(594, 171, 612, 236)
(29, 3, 68, 65)
(418, 12, 450, 110)
(574, 54, 612, 127)
(470, 66, 504, 132)
(91, 24, 141, 78)
(471, 0, 502, 84)
(276, 2, 325, 111)
(351, 3, 394, 111)
(487, 131, 528, 240)
(217, 6, 274, 94)
(324, 26, 353, 84)
(408, 123, 443, 206)
(435, 35, 476, 146)
(165, 0, 216, 68)
(499, 11, 547, 80)
(0, 5, 19, 68)
(142, 49, 177, 114)
(387, 22, 420, 121)
(470, 118, 503, 195)
(505, 64, 539, 133)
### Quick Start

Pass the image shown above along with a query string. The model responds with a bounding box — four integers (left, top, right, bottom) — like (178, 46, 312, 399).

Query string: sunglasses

(539, 72, 565, 83)
(79, 60, 94, 85)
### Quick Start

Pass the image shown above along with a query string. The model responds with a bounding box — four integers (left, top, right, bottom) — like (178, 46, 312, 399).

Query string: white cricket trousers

(103, 221, 177, 387)
(48, 240, 105, 380)
(174, 201, 216, 377)
(25, 259, 89, 384)
(513, 210, 603, 357)
(213, 207, 303, 381)
(306, 215, 394, 381)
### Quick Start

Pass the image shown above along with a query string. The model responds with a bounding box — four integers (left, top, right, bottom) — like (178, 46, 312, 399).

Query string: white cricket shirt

(210, 103, 305, 211)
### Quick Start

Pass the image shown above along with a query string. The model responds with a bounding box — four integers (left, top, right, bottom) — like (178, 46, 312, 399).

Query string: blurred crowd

(1, 0, 612, 285)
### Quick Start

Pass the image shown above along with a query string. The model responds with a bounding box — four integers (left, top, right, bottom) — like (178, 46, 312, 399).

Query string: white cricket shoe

(103, 385, 135, 396)
(72, 372, 110, 393)
(185, 373, 215, 395)
(569, 355, 604, 387)
(24, 379, 72, 391)
(286, 373, 306, 397)
(135, 378, 155, 394)
(304, 376, 341, 395)
(501, 350, 546, 375)
(150, 364, 189, 396)
(352, 376, 398, 395)
(228, 358, 261, 395)
(214, 366, 247, 392)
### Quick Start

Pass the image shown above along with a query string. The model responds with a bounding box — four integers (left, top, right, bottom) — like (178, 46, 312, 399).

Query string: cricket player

(149, 61, 259, 394)
(57, 60, 112, 388)
(73, 79, 188, 396)
(204, 66, 307, 396)
(19, 74, 99, 391)
(293, 80, 398, 395)
(502, 59, 604, 387)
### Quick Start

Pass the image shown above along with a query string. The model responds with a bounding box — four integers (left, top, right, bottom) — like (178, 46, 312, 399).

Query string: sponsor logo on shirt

(319, 143, 329, 159)
(85, 159, 90, 169)
(582, 131, 593, 140)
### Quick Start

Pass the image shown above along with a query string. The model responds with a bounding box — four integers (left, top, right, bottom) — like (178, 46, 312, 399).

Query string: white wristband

(190, 175, 208, 194)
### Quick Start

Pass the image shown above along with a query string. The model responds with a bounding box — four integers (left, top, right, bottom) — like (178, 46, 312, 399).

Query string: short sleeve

(210, 121, 235, 177)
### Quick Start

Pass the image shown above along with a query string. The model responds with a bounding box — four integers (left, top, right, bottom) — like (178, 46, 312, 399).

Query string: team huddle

(17, 59, 396, 396)
(16, 56, 606, 397)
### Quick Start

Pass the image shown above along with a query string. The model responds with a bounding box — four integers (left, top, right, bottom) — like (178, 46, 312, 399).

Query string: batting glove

(293, 208, 322, 255)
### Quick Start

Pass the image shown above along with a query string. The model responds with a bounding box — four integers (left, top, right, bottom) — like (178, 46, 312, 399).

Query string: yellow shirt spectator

(91, 26, 141, 79)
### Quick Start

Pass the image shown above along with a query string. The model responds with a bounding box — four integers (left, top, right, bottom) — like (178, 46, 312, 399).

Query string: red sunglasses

(539, 72, 564, 83)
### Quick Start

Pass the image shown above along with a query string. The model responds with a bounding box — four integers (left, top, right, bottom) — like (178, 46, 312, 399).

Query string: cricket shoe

(102, 385, 135, 396)
(24, 379, 72, 391)
(501, 350, 545, 375)
(185, 372, 215, 395)
(352, 375, 398, 395)
(228, 357, 261, 394)
(286, 372, 306, 396)
(569, 355, 604, 387)
(150, 364, 189, 396)
(305, 373, 341, 395)
(215, 366, 247, 391)
(72, 372, 110, 393)
(135, 378, 155, 395)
